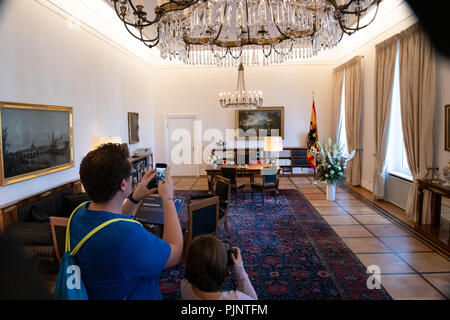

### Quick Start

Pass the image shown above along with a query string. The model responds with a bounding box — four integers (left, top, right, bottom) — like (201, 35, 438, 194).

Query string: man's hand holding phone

(158, 167, 174, 203)
(132, 169, 158, 202)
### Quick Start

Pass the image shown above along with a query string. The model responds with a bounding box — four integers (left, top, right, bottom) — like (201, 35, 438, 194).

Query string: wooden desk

(205, 164, 281, 192)
(416, 179, 450, 252)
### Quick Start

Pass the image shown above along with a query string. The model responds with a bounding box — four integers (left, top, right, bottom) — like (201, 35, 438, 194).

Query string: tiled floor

(174, 175, 450, 300)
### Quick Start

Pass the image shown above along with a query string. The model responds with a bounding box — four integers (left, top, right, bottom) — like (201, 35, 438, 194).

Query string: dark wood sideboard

(416, 179, 450, 252)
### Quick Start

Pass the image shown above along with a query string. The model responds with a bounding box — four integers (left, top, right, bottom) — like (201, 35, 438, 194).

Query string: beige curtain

(332, 67, 345, 140)
(344, 56, 363, 186)
(399, 23, 435, 224)
(373, 36, 399, 199)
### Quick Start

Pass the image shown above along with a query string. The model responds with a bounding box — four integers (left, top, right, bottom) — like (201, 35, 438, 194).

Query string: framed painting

(128, 112, 140, 144)
(0, 102, 74, 186)
(446, 105, 450, 151)
(235, 107, 284, 139)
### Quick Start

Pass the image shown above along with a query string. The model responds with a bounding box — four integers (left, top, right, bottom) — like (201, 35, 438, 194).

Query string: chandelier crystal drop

(219, 63, 262, 109)
(111, 0, 382, 66)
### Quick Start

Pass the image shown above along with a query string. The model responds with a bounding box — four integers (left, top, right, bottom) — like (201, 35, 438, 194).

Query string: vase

(326, 183, 336, 200)
(213, 163, 217, 169)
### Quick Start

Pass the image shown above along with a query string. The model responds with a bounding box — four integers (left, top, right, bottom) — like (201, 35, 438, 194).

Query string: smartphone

(147, 163, 167, 189)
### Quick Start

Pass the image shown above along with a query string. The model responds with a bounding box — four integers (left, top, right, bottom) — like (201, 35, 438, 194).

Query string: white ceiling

(45, 0, 416, 67)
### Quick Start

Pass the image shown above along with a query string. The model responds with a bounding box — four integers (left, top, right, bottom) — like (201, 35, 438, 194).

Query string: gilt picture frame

(128, 112, 140, 144)
(235, 107, 284, 139)
(446, 105, 450, 151)
(0, 101, 74, 186)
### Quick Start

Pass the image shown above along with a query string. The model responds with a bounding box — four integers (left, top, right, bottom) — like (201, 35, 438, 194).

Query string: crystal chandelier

(111, 0, 382, 66)
(219, 63, 262, 109)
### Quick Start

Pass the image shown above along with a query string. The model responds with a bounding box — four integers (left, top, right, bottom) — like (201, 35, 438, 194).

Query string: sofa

(1, 181, 89, 274)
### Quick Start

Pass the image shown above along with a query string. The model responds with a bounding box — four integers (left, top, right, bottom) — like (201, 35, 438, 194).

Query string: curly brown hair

(79, 143, 131, 203)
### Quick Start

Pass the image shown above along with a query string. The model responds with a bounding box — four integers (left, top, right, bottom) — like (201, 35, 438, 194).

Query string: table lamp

(264, 136, 283, 165)
(92, 136, 123, 150)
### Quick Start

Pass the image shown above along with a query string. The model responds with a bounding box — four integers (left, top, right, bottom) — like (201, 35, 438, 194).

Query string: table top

(134, 196, 186, 225)
(417, 179, 450, 195)
(205, 164, 281, 172)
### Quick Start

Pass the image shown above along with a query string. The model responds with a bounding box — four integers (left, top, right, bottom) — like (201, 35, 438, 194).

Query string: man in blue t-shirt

(72, 143, 183, 300)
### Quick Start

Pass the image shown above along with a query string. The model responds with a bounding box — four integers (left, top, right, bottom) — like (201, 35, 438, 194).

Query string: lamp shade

(92, 136, 122, 150)
(264, 136, 283, 152)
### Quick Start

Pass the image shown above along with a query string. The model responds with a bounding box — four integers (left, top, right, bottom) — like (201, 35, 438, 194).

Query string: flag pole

(311, 91, 318, 185)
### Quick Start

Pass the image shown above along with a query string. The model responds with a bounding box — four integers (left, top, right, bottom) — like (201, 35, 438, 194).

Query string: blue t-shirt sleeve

(117, 222, 171, 279)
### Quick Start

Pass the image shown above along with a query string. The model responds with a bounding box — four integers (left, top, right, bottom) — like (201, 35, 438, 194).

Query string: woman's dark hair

(185, 235, 228, 292)
(79, 143, 131, 203)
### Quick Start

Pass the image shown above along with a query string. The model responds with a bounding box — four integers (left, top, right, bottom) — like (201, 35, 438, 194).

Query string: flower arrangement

(207, 154, 219, 166)
(310, 138, 355, 185)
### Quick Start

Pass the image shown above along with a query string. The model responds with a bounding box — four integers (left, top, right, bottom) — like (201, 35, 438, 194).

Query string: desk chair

(50, 217, 69, 262)
(189, 176, 231, 238)
(221, 167, 246, 204)
(183, 196, 219, 259)
(251, 166, 280, 204)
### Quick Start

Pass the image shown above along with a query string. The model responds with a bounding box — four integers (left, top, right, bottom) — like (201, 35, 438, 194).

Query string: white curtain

(399, 23, 436, 224)
(344, 56, 363, 186)
(373, 36, 399, 200)
(332, 67, 345, 140)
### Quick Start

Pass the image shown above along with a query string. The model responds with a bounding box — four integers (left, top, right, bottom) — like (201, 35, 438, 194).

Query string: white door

(165, 115, 199, 177)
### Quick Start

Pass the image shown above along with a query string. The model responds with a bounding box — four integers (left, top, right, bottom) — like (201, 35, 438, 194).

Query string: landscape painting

(235, 107, 284, 139)
(0, 102, 74, 186)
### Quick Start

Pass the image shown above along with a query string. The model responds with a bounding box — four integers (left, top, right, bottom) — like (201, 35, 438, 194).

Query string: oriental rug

(159, 189, 391, 300)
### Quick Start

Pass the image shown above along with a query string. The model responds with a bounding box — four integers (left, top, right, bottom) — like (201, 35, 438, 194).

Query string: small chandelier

(219, 63, 262, 109)
(111, 0, 383, 66)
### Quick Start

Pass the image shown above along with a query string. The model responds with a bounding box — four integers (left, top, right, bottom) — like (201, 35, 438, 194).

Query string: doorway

(164, 114, 199, 177)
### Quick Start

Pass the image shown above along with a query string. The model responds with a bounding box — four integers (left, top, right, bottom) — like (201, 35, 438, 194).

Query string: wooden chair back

(220, 167, 238, 185)
(185, 196, 219, 258)
(50, 216, 69, 262)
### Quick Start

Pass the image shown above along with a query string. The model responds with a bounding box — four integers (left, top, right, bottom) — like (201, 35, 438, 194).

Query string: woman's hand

(230, 246, 242, 266)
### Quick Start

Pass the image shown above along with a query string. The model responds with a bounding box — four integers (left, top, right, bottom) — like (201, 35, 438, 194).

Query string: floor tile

(341, 206, 377, 214)
(334, 193, 357, 200)
(381, 274, 445, 300)
(336, 199, 365, 207)
(303, 193, 328, 200)
(380, 237, 433, 253)
(398, 253, 450, 273)
(322, 215, 360, 225)
(315, 206, 349, 215)
(365, 224, 410, 237)
(356, 253, 415, 274)
(298, 188, 324, 194)
(422, 273, 450, 298)
(342, 238, 392, 253)
(353, 215, 392, 225)
(331, 225, 373, 237)
(309, 200, 339, 207)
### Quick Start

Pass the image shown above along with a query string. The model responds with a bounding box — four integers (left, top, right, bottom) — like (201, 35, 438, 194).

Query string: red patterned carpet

(160, 189, 392, 300)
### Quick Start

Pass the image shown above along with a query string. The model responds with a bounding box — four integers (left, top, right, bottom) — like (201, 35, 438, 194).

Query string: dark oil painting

(1, 104, 73, 185)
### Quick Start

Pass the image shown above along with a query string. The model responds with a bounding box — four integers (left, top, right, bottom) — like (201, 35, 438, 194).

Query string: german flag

(307, 100, 319, 171)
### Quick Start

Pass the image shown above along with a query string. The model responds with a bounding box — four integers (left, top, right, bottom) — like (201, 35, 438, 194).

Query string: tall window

(386, 43, 412, 180)
(338, 73, 348, 156)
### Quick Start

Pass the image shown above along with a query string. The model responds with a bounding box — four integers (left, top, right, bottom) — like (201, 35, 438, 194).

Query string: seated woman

(181, 235, 257, 300)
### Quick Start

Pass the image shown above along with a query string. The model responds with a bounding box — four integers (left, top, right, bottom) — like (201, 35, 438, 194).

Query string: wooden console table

(416, 179, 450, 251)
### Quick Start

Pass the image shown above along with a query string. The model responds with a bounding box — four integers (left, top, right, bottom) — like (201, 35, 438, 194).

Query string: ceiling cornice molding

(34, 0, 417, 70)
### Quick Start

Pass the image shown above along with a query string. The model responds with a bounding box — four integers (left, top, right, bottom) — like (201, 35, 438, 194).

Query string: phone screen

(155, 166, 167, 184)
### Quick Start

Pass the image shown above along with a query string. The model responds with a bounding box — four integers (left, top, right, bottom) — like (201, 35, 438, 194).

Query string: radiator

(385, 173, 412, 210)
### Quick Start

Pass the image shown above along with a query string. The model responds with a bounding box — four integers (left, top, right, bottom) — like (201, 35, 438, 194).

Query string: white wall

(152, 63, 333, 174)
(332, 1, 450, 191)
(0, 0, 156, 206)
